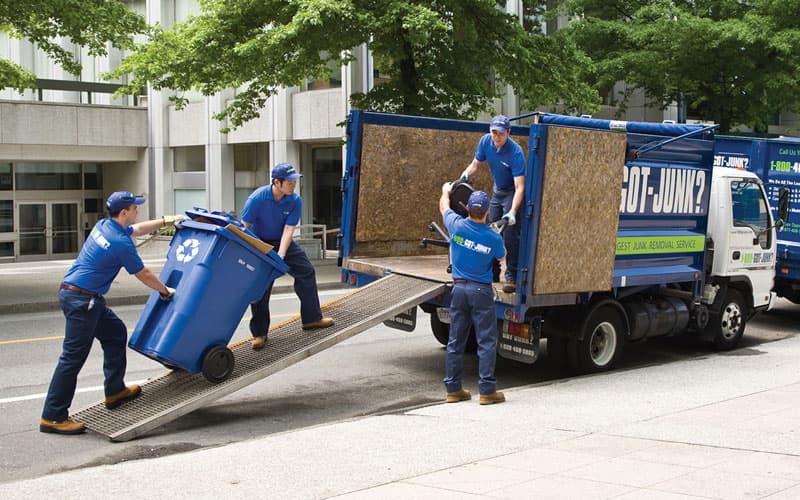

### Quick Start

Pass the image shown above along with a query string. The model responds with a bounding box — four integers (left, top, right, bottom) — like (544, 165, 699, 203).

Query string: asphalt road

(1, 293, 798, 484)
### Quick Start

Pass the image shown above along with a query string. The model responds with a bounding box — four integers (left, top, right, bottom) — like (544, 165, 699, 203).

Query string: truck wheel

(710, 289, 746, 350)
(202, 345, 235, 383)
(568, 305, 625, 374)
(429, 312, 477, 352)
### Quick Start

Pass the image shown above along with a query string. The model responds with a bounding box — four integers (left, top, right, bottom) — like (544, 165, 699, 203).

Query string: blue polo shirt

(62, 218, 145, 295)
(474, 134, 526, 190)
(443, 209, 505, 284)
(241, 185, 302, 242)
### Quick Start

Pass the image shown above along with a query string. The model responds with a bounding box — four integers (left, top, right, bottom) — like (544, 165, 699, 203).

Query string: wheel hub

(590, 321, 617, 366)
(720, 302, 743, 340)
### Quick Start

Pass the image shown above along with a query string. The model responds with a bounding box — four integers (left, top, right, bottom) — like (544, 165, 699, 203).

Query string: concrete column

(206, 91, 235, 211)
(503, 1, 522, 117)
(146, 0, 173, 216)
(269, 88, 300, 168)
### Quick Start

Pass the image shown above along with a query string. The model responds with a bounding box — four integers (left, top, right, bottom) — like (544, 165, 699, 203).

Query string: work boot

(105, 384, 141, 409)
(446, 389, 471, 403)
(479, 391, 506, 405)
(302, 317, 334, 330)
(39, 418, 86, 435)
(251, 335, 267, 350)
(502, 281, 516, 293)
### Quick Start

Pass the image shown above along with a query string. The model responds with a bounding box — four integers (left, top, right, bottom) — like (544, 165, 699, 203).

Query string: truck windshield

(731, 180, 771, 249)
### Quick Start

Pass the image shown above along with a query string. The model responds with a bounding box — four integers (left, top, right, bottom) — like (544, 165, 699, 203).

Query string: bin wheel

(202, 345, 235, 383)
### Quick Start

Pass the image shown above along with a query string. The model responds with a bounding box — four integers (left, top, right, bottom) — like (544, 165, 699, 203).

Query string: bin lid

(181, 207, 289, 273)
(185, 207, 245, 228)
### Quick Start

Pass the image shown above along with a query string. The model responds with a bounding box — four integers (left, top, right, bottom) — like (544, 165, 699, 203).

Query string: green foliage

(0, 0, 147, 88)
(110, 0, 600, 128)
(561, 0, 800, 133)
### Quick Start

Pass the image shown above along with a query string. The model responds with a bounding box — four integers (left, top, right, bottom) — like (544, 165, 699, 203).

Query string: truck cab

(704, 167, 778, 348)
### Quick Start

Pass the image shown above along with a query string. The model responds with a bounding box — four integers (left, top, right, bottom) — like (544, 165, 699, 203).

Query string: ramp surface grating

(71, 273, 446, 441)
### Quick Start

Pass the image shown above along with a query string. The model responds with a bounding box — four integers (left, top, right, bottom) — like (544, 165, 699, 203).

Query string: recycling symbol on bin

(176, 238, 200, 263)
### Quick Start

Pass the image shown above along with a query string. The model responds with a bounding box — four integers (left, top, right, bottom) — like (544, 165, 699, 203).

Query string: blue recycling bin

(129, 208, 288, 382)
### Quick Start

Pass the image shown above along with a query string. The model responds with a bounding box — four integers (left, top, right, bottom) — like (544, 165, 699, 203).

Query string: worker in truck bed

(439, 185, 506, 405)
(40, 191, 179, 435)
(460, 114, 525, 293)
(241, 163, 334, 350)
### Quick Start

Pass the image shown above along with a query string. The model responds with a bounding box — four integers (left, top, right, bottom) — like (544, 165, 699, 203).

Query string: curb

(0, 282, 349, 315)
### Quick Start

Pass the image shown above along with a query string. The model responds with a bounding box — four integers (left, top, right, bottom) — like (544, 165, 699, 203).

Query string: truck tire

(568, 305, 625, 374)
(710, 289, 746, 350)
(429, 311, 477, 353)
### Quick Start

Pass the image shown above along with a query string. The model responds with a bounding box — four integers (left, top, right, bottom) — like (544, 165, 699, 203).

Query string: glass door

(51, 203, 79, 256)
(18, 202, 80, 259)
(18, 203, 47, 257)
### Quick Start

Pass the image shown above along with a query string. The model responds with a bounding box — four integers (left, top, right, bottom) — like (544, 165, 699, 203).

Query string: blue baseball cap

(271, 163, 302, 181)
(467, 190, 490, 214)
(106, 191, 145, 212)
(489, 114, 511, 132)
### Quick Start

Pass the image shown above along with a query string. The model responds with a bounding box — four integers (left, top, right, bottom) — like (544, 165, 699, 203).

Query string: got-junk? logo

(176, 238, 200, 263)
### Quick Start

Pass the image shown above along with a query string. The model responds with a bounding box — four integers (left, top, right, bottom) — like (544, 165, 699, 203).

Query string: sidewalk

(3, 331, 800, 498)
(0, 239, 345, 314)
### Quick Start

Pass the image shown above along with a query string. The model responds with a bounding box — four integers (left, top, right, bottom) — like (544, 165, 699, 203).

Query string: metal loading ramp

(71, 273, 447, 441)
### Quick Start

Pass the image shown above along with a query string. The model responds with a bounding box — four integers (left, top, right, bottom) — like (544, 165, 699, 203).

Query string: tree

(111, 0, 600, 129)
(561, 0, 800, 133)
(0, 0, 147, 91)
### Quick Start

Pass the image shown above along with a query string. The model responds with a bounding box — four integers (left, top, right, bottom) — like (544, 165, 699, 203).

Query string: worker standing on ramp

(439, 185, 506, 405)
(242, 163, 334, 350)
(40, 192, 179, 435)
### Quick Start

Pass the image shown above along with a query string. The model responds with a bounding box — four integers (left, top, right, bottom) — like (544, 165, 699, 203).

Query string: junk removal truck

(339, 112, 788, 373)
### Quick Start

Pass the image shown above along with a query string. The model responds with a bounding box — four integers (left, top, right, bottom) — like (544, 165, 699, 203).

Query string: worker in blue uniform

(439, 185, 507, 405)
(41, 192, 179, 435)
(460, 115, 525, 293)
(241, 163, 334, 350)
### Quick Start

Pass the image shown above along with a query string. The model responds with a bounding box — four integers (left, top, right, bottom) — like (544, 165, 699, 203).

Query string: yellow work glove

(159, 286, 176, 301)
(162, 215, 187, 227)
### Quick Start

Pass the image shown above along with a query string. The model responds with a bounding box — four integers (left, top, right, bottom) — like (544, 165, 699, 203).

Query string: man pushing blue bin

(128, 209, 288, 383)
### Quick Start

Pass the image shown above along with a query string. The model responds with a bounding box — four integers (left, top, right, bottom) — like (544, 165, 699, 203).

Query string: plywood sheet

(354, 123, 527, 257)
(533, 127, 626, 295)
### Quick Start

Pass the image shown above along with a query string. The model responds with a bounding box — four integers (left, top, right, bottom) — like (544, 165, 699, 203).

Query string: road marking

(0, 312, 300, 346)
(0, 335, 64, 346)
(0, 379, 148, 405)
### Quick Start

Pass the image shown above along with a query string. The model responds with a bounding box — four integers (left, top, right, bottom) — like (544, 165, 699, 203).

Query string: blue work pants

(249, 240, 322, 336)
(489, 187, 520, 282)
(444, 282, 497, 395)
(42, 289, 127, 422)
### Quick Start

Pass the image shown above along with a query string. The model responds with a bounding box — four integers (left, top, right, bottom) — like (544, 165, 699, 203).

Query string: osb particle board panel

(354, 123, 527, 257)
(533, 127, 626, 295)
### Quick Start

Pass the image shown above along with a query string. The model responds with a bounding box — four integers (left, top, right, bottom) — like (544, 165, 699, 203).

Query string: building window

(83, 164, 103, 189)
(175, 189, 206, 214)
(84, 198, 104, 214)
(233, 143, 269, 214)
(0, 242, 13, 258)
(0, 200, 12, 232)
(302, 52, 342, 91)
(312, 147, 343, 249)
(173, 146, 206, 172)
(0, 164, 11, 190)
(15, 163, 81, 190)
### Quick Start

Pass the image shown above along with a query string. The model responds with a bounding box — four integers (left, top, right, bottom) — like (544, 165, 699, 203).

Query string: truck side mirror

(778, 187, 790, 232)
